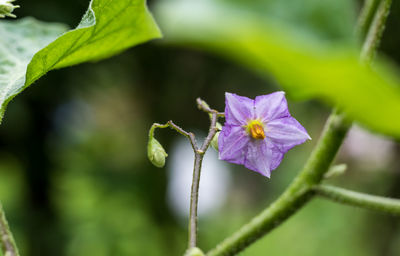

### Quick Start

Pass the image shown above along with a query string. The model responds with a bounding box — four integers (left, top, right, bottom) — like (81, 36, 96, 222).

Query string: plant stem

(206, 0, 392, 254)
(150, 101, 221, 249)
(0, 203, 19, 256)
(197, 98, 225, 118)
(150, 121, 198, 151)
(360, 0, 392, 62)
(200, 112, 219, 152)
(189, 111, 219, 248)
(188, 152, 204, 248)
(207, 111, 351, 256)
(356, 0, 381, 39)
(313, 185, 400, 216)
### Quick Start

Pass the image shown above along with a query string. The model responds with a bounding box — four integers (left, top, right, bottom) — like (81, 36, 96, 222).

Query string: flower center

(246, 120, 266, 140)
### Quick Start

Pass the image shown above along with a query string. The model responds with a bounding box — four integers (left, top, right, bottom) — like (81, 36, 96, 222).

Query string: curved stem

(313, 185, 400, 216)
(197, 98, 225, 118)
(0, 203, 19, 256)
(206, 0, 392, 254)
(207, 111, 350, 256)
(150, 121, 198, 151)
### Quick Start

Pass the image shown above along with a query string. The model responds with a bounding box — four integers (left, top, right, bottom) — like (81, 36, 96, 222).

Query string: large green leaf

(0, 18, 67, 118)
(156, 0, 400, 138)
(0, 0, 161, 122)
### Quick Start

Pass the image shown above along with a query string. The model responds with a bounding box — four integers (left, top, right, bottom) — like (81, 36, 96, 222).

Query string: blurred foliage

(0, 0, 399, 256)
(156, 0, 400, 138)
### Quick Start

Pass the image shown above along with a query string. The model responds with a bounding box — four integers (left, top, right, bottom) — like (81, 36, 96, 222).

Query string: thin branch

(150, 99, 222, 249)
(313, 185, 400, 216)
(188, 151, 204, 248)
(200, 112, 218, 152)
(189, 102, 221, 248)
(196, 98, 225, 117)
(167, 120, 198, 152)
(150, 121, 198, 151)
(0, 203, 19, 256)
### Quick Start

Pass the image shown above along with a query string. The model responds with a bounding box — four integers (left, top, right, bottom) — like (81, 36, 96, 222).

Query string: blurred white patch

(342, 125, 396, 170)
(167, 136, 231, 220)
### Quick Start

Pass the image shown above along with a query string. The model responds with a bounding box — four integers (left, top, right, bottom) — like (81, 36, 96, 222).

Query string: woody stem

(188, 105, 220, 249)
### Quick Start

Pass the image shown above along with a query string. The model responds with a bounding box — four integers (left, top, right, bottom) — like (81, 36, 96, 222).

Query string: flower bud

(0, 0, 20, 18)
(184, 247, 205, 256)
(210, 122, 222, 151)
(147, 137, 168, 168)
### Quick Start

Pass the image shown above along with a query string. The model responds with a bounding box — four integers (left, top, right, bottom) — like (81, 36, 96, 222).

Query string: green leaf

(156, 0, 400, 138)
(0, 0, 161, 122)
(0, 18, 67, 119)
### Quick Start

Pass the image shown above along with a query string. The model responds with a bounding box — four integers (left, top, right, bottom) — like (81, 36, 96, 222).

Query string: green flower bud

(184, 247, 205, 256)
(147, 137, 168, 168)
(210, 122, 222, 151)
(0, 0, 19, 18)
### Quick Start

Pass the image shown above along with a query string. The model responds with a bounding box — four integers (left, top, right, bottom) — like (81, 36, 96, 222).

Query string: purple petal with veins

(254, 91, 290, 122)
(266, 116, 311, 153)
(219, 91, 311, 178)
(218, 125, 250, 165)
(244, 140, 283, 177)
(224, 92, 254, 126)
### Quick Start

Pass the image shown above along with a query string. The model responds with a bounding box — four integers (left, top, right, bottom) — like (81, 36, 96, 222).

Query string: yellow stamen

(246, 120, 266, 140)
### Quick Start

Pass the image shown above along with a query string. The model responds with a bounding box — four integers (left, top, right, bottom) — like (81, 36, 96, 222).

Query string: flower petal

(254, 91, 290, 122)
(266, 116, 311, 153)
(225, 92, 254, 125)
(218, 125, 250, 165)
(244, 139, 283, 177)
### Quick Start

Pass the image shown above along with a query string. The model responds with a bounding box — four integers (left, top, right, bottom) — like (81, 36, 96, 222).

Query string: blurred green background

(0, 0, 400, 255)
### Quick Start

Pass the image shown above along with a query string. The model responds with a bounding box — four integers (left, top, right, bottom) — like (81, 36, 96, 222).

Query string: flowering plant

(146, 0, 400, 251)
(0, 0, 399, 256)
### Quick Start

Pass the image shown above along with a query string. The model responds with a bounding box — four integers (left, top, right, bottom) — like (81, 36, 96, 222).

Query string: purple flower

(218, 92, 311, 177)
